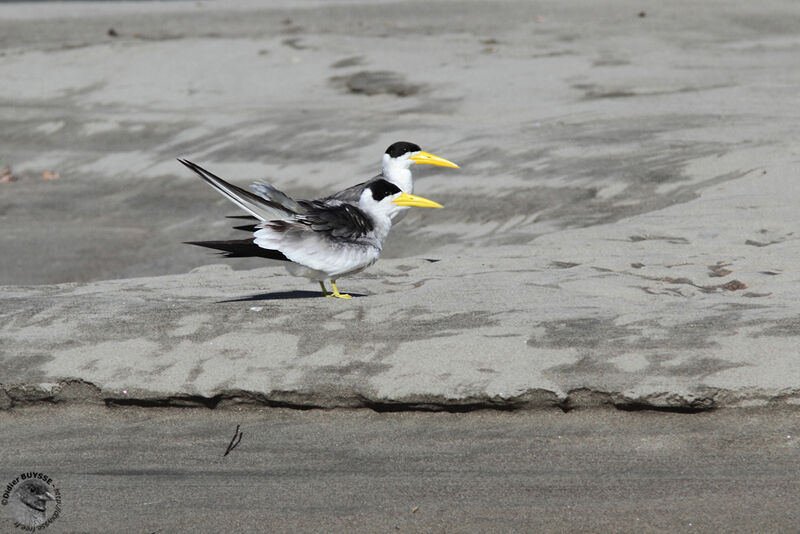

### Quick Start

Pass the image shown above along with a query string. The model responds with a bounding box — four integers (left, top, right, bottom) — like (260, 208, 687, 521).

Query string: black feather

(297, 203, 374, 239)
(368, 179, 401, 202)
(233, 224, 260, 233)
(385, 141, 421, 158)
(185, 239, 289, 261)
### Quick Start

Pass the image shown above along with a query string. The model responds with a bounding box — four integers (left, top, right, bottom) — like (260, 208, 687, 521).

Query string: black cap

(369, 179, 402, 201)
(385, 141, 421, 158)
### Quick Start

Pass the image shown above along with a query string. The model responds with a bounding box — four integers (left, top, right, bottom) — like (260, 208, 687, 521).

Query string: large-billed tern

(249, 141, 458, 222)
(179, 158, 444, 298)
(308, 141, 456, 203)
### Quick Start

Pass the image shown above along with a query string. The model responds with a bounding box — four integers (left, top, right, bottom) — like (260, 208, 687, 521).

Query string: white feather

(253, 187, 395, 280)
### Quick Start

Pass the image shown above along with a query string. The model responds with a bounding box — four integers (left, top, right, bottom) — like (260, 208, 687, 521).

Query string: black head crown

(369, 179, 402, 202)
(385, 141, 421, 158)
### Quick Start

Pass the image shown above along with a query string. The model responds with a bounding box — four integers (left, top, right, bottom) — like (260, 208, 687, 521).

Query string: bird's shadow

(218, 290, 366, 302)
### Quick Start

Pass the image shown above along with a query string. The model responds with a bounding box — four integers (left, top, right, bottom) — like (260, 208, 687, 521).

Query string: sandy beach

(1, 0, 800, 531)
(2, 0, 800, 408)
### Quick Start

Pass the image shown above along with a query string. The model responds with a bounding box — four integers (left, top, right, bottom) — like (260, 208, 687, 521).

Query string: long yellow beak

(409, 151, 459, 168)
(392, 192, 443, 208)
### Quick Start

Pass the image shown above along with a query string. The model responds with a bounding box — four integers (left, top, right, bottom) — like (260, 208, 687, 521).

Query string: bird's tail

(226, 215, 260, 233)
(177, 158, 296, 220)
(185, 239, 289, 261)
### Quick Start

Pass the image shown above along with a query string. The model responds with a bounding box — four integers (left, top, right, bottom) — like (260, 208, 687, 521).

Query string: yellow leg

(328, 280, 352, 299)
(319, 281, 330, 297)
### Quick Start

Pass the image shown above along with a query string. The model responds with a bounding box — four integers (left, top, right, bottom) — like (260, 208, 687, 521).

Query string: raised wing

(251, 180, 309, 214)
(178, 158, 295, 221)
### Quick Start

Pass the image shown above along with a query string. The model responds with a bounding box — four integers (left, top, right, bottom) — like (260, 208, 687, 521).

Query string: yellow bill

(392, 192, 443, 208)
(409, 151, 460, 168)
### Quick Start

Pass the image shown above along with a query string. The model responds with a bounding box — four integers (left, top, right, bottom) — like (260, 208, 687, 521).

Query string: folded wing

(253, 202, 377, 275)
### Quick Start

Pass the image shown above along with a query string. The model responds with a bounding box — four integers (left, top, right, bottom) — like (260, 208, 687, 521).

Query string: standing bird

(9, 479, 55, 528)
(179, 159, 443, 298)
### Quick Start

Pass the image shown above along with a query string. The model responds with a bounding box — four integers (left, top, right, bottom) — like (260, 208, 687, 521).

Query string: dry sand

(2, 0, 800, 410)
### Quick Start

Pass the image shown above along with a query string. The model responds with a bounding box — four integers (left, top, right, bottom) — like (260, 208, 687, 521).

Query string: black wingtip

(233, 224, 259, 233)
(184, 239, 290, 261)
(177, 157, 196, 170)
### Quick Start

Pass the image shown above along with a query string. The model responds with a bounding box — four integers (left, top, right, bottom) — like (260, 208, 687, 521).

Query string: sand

(2, 0, 800, 409)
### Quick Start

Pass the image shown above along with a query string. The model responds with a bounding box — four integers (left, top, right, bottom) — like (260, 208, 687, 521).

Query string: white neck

(358, 189, 396, 244)
(381, 154, 414, 193)
(372, 214, 392, 245)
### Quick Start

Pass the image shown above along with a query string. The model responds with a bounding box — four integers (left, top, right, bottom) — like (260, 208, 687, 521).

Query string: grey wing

(298, 202, 375, 239)
(321, 173, 384, 203)
(251, 180, 309, 214)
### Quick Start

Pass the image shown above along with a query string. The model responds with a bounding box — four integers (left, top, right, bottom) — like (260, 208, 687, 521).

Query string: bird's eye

(29, 487, 36, 493)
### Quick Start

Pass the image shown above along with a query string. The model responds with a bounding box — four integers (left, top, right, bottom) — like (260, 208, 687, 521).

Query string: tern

(245, 141, 458, 223)
(179, 158, 443, 298)
(301, 141, 457, 203)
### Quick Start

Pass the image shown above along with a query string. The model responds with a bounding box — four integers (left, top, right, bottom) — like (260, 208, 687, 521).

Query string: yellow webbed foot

(328, 280, 352, 299)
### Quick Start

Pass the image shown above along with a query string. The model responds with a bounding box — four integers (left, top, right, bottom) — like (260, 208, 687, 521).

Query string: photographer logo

(2, 472, 61, 531)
